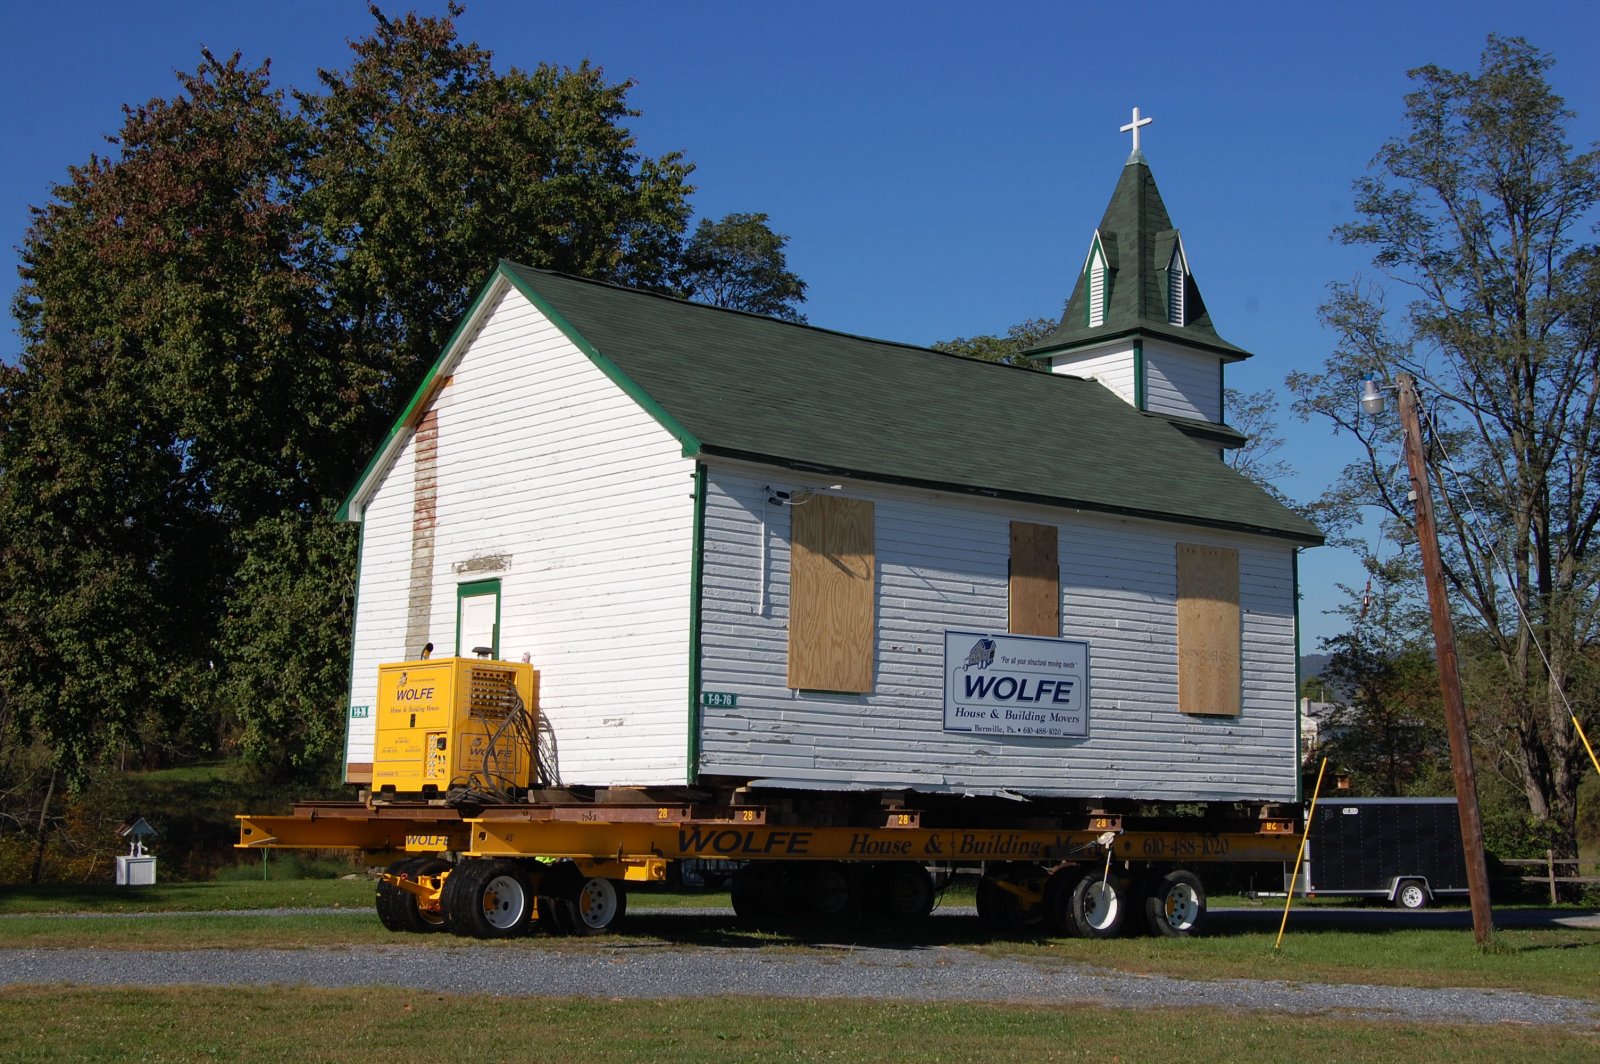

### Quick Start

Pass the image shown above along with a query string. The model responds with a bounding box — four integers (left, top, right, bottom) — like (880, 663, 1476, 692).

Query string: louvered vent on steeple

(1167, 242, 1186, 325)
(1087, 239, 1108, 328)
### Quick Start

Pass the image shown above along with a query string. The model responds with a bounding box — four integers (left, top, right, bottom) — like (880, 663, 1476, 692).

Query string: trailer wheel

(401, 857, 451, 932)
(1395, 880, 1430, 910)
(533, 862, 578, 935)
(1041, 867, 1078, 936)
(866, 863, 935, 923)
(976, 863, 1048, 933)
(1144, 869, 1206, 937)
(1067, 871, 1126, 939)
(567, 875, 628, 935)
(443, 859, 533, 938)
(375, 858, 415, 932)
(731, 863, 790, 927)
(806, 863, 858, 921)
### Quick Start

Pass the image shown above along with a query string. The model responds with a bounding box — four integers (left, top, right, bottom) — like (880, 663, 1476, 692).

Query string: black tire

(536, 862, 580, 936)
(805, 862, 858, 922)
(1067, 871, 1127, 939)
(1042, 867, 1078, 936)
(975, 874, 1007, 929)
(442, 858, 533, 938)
(731, 863, 790, 928)
(865, 863, 935, 923)
(374, 857, 417, 933)
(1395, 879, 1430, 910)
(1121, 872, 1160, 937)
(1144, 869, 1206, 938)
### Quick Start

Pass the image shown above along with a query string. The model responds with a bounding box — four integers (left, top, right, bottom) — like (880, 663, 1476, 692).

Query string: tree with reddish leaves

(0, 6, 764, 793)
(1, 52, 326, 785)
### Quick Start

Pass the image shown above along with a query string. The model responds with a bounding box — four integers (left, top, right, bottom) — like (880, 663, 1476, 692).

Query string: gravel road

(6, 930, 1597, 1029)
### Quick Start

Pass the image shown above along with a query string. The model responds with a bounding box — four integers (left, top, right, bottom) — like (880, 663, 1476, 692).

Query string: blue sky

(4, 1, 1598, 649)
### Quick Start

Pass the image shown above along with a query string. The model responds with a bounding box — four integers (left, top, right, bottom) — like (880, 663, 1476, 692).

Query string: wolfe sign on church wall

(943, 631, 1090, 738)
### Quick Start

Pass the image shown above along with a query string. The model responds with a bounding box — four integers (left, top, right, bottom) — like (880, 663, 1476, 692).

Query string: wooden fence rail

(1499, 851, 1600, 903)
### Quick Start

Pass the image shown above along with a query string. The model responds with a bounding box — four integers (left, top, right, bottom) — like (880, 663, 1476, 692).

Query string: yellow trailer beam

(236, 813, 472, 853)
(462, 819, 1301, 865)
(240, 806, 1301, 865)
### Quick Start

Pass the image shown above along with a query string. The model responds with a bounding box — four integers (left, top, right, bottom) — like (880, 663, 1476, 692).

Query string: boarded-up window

(1176, 543, 1241, 716)
(1009, 522, 1059, 637)
(788, 495, 875, 692)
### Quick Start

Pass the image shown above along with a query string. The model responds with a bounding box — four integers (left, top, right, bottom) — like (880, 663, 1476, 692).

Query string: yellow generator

(372, 657, 539, 796)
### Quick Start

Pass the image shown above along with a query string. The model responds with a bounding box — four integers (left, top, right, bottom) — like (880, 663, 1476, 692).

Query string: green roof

(1026, 158, 1251, 361)
(342, 261, 1318, 543)
(484, 264, 1319, 544)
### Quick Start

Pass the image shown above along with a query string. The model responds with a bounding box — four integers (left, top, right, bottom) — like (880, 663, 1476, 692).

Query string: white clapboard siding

(345, 427, 420, 768)
(346, 282, 697, 785)
(1047, 343, 1137, 408)
(698, 465, 1299, 801)
(1144, 340, 1222, 422)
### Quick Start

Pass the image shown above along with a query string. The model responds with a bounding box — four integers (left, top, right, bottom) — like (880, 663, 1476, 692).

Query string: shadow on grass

(550, 911, 1004, 953)
(601, 904, 1600, 953)
(0, 883, 204, 914)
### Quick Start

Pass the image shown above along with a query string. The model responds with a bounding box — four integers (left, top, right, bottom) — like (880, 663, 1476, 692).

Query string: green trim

(1292, 548, 1303, 804)
(337, 260, 706, 523)
(337, 268, 509, 522)
(500, 262, 703, 460)
(456, 578, 502, 658)
(1133, 340, 1146, 411)
(340, 520, 367, 785)
(686, 463, 708, 783)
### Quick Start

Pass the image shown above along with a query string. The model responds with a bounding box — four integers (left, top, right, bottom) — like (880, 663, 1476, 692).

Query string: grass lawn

(1, 878, 1595, 1004)
(0, 987, 1593, 1063)
(0, 877, 733, 915)
(0, 877, 375, 914)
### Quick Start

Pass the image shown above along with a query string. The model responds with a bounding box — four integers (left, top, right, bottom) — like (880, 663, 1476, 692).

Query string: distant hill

(1300, 653, 1333, 680)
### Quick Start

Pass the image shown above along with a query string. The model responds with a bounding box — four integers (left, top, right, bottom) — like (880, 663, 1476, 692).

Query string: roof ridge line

(502, 260, 1092, 378)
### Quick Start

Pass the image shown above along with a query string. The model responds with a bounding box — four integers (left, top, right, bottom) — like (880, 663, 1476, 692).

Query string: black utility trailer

(1291, 797, 1469, 909)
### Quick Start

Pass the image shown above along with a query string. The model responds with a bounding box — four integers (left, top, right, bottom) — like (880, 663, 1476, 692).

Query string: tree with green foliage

(1316, 631, 1449, 796)
(932, 317, 1055, 366)
(0, 5, 790, 792)
(1289, 35, 1600, 860)
(679, 212, 807, 320)
(1224, 388, 1295, 502)
(299, 3, 695, 451)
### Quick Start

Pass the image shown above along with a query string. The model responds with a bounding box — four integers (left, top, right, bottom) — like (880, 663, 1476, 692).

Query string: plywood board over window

(788, 495, 875, 692)
(1009, 522, 1059, 637)
(1176, 543, 1241, 716)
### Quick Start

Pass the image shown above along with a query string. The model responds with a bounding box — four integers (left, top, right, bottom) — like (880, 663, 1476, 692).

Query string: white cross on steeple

(1120, 106, 1153, 153)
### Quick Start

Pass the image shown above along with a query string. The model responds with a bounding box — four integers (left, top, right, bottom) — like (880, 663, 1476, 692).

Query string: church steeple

(1027, 110, 1251, 454)
(1028, 149, 1248, 361)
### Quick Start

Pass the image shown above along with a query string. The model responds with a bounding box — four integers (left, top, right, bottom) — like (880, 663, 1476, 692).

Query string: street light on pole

(1361, 372, 1495, 945)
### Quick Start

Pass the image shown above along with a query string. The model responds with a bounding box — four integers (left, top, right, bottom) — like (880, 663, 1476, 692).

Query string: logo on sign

(961, 638, 996, 672)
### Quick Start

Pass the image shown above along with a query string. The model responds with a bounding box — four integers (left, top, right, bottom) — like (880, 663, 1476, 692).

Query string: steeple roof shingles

(1027, 158, 1251, 361)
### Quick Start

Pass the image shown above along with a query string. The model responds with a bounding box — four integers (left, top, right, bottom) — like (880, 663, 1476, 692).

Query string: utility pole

(1396, 373, 1495, 945)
